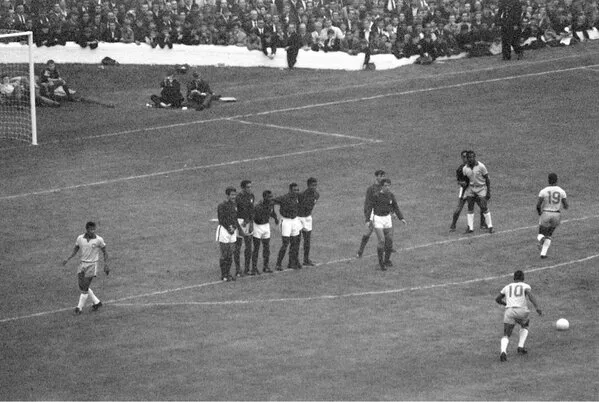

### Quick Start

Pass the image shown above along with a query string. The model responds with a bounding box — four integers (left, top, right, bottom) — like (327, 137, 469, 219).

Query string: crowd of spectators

(1, 0, 598, 61)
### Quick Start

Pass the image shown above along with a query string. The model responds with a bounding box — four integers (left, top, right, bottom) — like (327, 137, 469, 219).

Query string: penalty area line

(111, 254, 599, 307)
(1, 215, 596, 323)
(0, 142, 369, 201)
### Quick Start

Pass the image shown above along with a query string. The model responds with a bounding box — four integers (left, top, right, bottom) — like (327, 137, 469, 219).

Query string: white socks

(541, 239, 551, 257)
(518, 328, 529, 348)
(77, 293, 89, 309)
(87, 288, 100, 305)
(484, 212, 492, 228)
(467, 214, 474, 230)
(500, 336, 509, 353)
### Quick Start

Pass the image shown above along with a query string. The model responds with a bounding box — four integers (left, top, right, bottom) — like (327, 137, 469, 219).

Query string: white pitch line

(230, 118, 382, 143)
(0, 142, 369, 201)
(1, 215, 597, 323)
(2, 62, 597, 151)
(111, 254, 599, 307)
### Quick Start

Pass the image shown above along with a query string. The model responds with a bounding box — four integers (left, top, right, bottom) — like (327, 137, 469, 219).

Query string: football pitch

(1, 42, 598, 400)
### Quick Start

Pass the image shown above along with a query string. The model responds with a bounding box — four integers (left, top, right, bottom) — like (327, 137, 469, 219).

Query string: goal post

(0, 30, 37, 145)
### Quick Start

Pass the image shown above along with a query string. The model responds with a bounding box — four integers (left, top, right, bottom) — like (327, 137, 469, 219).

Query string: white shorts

(280, 217, 302, 237)
(373, 214, 392, 229)
(539, 211, 561, 228)
(237, 218, 252, 236)
(78, 261, 98, 278)
(216, 225, 237, 243)
(252, 222, 271, 239)
(298, 216, 313, 232)
(503, 307, 530, 325)
(465, 185, 487, 198)
(458, 186, 466, 200)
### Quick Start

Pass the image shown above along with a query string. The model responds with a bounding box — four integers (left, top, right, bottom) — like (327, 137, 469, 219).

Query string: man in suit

(253, 18, 276, 58)
(497, 0, 523, 60)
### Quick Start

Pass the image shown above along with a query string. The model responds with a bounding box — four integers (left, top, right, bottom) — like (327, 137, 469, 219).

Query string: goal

(0, 30, 37, 145)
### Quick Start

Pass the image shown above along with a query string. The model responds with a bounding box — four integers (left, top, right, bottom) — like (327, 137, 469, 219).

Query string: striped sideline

(1, 214, 597, 323)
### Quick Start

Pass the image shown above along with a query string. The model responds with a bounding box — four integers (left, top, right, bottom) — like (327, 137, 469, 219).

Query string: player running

(495, 270, 542, 361)
(536, 173, 568, 259)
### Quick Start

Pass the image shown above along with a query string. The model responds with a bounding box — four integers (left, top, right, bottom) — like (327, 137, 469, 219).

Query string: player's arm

(101, 246, 109, 275)
(62, 245, 80, 265)
(269, 207, 279, 225)
(536, 196, 544, 216)
(495, 292, 506, 306)
(484, 174, 491, 200)
(391, 194, 406, 223)
(525, 289, 542, 315)
(561, 197, 569, 210)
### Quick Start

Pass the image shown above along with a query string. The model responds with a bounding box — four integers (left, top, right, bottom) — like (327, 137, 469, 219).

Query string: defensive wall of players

(1, 40, 468, 70)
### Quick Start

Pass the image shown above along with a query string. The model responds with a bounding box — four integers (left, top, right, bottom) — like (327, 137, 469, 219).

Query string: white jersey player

(536, 173, 568, 258)
(62, 222, 109, 315)
(495, 270, 542, 362)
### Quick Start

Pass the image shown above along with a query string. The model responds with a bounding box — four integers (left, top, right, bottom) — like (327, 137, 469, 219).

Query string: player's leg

(76, 272, 91, 314)
(251, 236, 261, 273)
(480, 207, 487, 229)
(262, 239, 271, 272)
(465, 196, 476, 233)
(276, 237, 290, 271)
(302, 230, 313, 265)
(219, 242, 228, 280)
(373, 226, 386, 270)
(517, 319, 530, 354)
(356, 221, 374, 258)
(478, 195, 493, 232)
(243, 235, 253, 275)
(540, 226, 555, 258)
(450, 197, 466, 231)
(233, 237, 243, 276)
(500, 322, 515, 361)
(289, 235, 301, 269)
(383, 227, 394, 266)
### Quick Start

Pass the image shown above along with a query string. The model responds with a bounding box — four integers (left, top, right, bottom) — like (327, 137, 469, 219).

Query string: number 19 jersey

(538, 186, 567, 212)
(500, 282, 531, 308)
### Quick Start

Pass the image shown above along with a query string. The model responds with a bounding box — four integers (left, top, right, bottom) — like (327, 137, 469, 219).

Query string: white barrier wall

(1, 41, 464, 70)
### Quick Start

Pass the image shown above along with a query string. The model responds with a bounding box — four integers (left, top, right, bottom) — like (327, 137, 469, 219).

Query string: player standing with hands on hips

(495, 270, 542, 362)
(365, 178, 406, 270)
(62, 222, 109, 315)
(536, 173, 568, 259)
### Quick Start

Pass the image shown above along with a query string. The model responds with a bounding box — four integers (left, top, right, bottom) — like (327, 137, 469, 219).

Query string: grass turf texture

(1, 42, 598, 400)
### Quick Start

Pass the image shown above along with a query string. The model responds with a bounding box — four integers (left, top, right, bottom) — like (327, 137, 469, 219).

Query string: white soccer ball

(0, 83, 15, 96)
(556, 318, 569, 331)
(182, 107, 188, 110)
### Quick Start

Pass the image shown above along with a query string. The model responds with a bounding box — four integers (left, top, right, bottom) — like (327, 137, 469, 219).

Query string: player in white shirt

(63, 222, 109, 315)
(462, 151, 493, 233)
(536, 173, 568, 258)
(495, 270, 542, 362)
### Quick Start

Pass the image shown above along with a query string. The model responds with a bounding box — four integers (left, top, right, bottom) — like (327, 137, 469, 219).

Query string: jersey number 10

(508, 284, 524, 297)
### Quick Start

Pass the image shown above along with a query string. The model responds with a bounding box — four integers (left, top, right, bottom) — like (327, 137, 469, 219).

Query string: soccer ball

(556, 318, 569, 331)
(0, 83, 15, 96)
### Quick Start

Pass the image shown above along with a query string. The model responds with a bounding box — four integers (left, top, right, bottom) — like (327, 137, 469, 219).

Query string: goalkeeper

(186, 71, 214, 111)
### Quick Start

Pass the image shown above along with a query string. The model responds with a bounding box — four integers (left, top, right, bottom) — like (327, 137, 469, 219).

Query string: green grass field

(1, 42, 598, 401)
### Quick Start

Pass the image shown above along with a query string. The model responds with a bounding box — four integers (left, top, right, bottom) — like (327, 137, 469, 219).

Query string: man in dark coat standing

(497, 0, 523, 60)
(285, 23, 302, 69)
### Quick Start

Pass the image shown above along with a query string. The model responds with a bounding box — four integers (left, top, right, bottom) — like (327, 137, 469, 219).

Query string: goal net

(0, 30, 37, 145)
